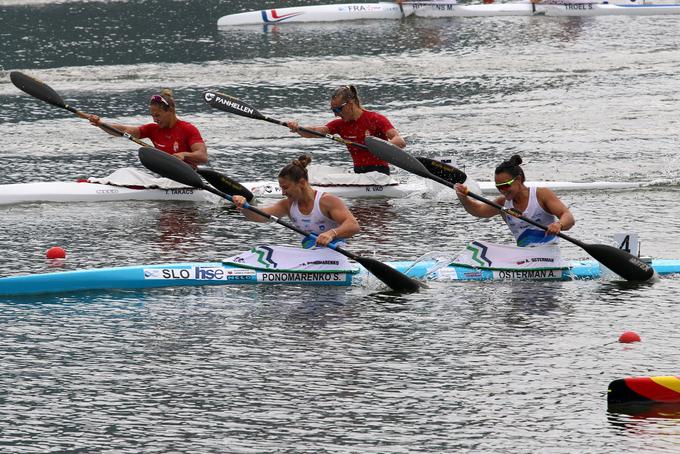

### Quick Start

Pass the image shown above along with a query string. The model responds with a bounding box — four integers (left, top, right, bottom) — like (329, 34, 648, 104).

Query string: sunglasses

(495, 177, 516, 190)
(150, 94, 170, 107)
(331, 101, 349, 115)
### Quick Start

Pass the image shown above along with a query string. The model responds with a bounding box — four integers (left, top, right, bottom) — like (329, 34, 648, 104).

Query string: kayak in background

(217, 2, 414, 26)
(0, 167, 222, 205)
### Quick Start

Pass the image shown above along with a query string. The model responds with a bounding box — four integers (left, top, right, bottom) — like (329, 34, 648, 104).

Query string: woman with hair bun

(454, 155, 575, 247)
(285, 84, 405, 176)
(231, 154, 360, 247)
(86, 88, 208, 166)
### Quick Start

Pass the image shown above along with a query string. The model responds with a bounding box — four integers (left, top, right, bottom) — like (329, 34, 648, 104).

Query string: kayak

(1, 254, 676, 297)
(244, 178, 645, 198)
(0, 179, 648, 205)
(217, 2, 414, 26)
(413, 2, 538, 17)
(412, 2, 680, 18)
(0, 181, 222, 205)
(544, 3, 680, 16)
(219, 1, 680, 23)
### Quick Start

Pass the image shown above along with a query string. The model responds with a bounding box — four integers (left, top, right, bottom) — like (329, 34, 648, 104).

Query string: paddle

(364, 136, 654, 282)
(196, 168, 255, 203)
(10, 71, 254, 202)
(138, 146, 422, 293)
(10, 70, 149, 145)
(203, 90, 367, 148)
(416, 157, 467, 185)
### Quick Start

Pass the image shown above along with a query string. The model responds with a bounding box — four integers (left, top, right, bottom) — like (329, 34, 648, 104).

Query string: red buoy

(46, 246, 66, 259)
(619, 331, 641, 343)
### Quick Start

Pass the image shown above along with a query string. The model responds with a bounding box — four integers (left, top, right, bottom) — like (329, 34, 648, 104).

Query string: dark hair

(331, 85, 362, 109)
(150, 88, 176, 111)
(495, 154, 525, 181)
(279, 154, 312, 182)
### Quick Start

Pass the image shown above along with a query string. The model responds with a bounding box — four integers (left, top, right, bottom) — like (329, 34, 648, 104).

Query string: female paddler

(86, 89, 208, 167)
(455, 155, 575, 247)
(231, 154, 360, 248)
(285, 85, 405, 176)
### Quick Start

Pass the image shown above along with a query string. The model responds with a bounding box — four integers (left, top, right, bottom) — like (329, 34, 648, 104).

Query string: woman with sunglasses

(231, 154, 360, 248)
(86, 89, 208, 166)
(454, 155, 575, 247)
(285, 85, 405, 175)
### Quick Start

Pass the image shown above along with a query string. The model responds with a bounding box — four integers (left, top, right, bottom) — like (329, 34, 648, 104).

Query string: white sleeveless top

(503, 186, 558, 247)
(289, 190, 339, 235)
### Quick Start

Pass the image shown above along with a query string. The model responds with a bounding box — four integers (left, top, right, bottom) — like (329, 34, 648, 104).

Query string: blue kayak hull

(1, 259, 678, 296)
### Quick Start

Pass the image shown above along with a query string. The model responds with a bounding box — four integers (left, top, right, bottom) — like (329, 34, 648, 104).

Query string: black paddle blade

(138, 147, 206, 189)
(354, 256, 422, 293)
(203, 91, 265, 120)
(417, 157, 468, 185)
(583, 243, 655, 281)
(197, 168, 254, 203)
(10, 71, 67, 109)
(364, 136, 434, 180)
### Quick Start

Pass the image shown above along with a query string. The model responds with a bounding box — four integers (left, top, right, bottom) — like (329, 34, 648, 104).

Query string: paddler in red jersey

(86, 89, 208, 167)
(285, 85, 406, 175)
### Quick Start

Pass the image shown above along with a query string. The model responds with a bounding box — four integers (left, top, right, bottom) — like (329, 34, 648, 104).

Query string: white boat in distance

(413, 1, 680, 16)
(217, 1, 680, 25)
(217, 2, 413, 26)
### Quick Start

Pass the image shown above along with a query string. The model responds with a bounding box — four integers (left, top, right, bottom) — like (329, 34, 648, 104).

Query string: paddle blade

(583, 243, 655, 281)
(138, 147, 206, 189)
(354, 255, 422, 293)
(203, 91, 265, 120)
(364, 136, 433, 180)
(416, 157, 467, 185)
(197, 168, 254, 203)
(10, 71, 67, 109)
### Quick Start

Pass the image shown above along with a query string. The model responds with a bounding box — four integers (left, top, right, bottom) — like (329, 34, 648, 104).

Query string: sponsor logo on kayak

(258, 272, 345, 283)
(495, 269, 562, 280)
(204, 92, 215, 103)
(96, 188, 120, 194)
(265, 9, 304, 22)
(365, 185, 384, 192)
(143, 266, 256, 281)
(337, 5, 383, 12)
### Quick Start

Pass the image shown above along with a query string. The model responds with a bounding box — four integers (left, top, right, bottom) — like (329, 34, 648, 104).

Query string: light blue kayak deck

(0, 259, 678, 297)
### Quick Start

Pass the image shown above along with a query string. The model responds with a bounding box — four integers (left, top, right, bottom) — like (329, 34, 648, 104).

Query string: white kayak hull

(245, 178, 644, 198)
(544, 3, 680, 16)
(242, 179, 425, 199)
(414, 2, 537, 17)
(0, 182, 221, 205)
(0, 178, 646, 205)
(217, 2, 413, 26)
(0, 258, 676, 296)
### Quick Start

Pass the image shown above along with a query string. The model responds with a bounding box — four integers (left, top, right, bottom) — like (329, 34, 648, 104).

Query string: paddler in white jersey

(231, 154, 360, 247)
(454, 155, 575, 248)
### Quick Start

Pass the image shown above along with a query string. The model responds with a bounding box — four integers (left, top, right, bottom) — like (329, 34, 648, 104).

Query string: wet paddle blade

(583, 243, 655, 281)
(203, 91, 265, 121)
(416, 157, 467, 185)
(364, 136, 433, 180)
(10, 71, 67, 109)
(197, 168, 254, 203)
(138, 147, 206, 189)
(354, 255, 422, 293)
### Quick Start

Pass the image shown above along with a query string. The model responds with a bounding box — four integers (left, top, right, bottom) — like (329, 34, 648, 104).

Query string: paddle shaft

(259, 114, 369, 149)
(204, 91, 368, 149)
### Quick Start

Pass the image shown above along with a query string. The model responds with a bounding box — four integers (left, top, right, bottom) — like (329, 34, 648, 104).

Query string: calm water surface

(1, 0, 680, 452)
